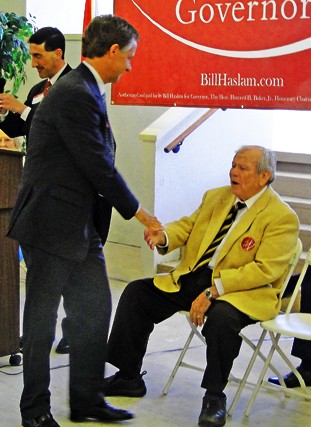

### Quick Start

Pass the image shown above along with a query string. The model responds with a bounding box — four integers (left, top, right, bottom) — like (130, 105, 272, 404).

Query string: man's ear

(54, 48, 63, 60)
(109, 44, 120, 55)
(261, 169, 271, 185)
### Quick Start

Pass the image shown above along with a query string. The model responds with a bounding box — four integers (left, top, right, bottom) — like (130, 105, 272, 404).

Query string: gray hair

(236, 145, 277, 184)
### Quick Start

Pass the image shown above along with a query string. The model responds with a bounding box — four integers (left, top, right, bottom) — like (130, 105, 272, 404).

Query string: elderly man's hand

(190, 292, 211, 327)
(144, 228, 167, 250)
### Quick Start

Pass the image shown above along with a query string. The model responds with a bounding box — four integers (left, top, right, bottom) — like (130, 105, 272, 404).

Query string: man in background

(0, 26, 71, 142)
(0, 26, 71, 354)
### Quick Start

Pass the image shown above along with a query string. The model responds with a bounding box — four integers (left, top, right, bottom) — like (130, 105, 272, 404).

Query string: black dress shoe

(22, 413, 61, 427)
(268, 365, 311, 388)
(103, 370, 147, 397)
(55, 338, 69, 354)
(198, 394, 227, 427)
(70, 400, 134, 422)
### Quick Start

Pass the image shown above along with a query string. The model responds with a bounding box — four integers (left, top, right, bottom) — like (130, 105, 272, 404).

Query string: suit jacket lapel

(76, 63, 103, 106)
(76, 63, 116, 161)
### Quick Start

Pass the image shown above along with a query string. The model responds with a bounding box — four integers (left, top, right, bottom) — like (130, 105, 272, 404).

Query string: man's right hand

(0, 93, 26, 115)
(135, 206, 163, 232)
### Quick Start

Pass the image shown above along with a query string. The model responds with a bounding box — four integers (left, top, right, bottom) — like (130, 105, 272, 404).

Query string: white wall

(154, 108, 274, 223)
(139, 107, 274, 274)
(0, 0, 24, 15)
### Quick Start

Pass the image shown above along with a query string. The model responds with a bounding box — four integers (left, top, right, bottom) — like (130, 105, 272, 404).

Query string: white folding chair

(162, 239, 303, 397)
(162, 310, 205, 395)
(230, 244, 311, 417)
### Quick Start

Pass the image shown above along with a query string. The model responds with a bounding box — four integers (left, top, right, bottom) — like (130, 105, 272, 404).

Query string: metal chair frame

(229, 243, 311, 417)
(162, 239, 303, 399)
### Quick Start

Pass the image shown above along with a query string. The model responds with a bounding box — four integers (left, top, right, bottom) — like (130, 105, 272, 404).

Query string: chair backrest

(284, 245, 311, 315)
(279, 238, 303, 300)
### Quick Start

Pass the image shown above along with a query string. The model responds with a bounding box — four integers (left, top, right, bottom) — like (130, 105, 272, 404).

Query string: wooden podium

(0, 148, 23, 361)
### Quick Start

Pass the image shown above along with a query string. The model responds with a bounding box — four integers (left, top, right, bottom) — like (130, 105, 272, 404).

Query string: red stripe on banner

(82, 0, 98, 59)
(83, 0, 92, 34)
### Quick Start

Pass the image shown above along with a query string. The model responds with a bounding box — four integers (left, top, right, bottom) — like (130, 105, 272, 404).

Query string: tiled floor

(1, 242, 310, 427)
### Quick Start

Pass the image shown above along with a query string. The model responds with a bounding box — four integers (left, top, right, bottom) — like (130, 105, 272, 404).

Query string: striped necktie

(195, 201, 246, 270)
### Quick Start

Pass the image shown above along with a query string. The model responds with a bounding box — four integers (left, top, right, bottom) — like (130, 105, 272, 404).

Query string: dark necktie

(43, 80, 52, 96)
(195, 201, 246, 270)
(101, 93, 116, 162)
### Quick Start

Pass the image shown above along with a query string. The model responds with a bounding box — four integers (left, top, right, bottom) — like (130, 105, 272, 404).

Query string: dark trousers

(284, 266, 311, 365)
(107, 268, 255, 395)
(21, 240, 111, 419)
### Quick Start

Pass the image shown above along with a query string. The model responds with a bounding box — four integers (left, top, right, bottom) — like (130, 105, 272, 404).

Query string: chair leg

(162, 329, 196, 395)
(228, 329, 267, 416)
(244, 332, 281, 417)
(163, 312, 206, 395)
(266, 332, 311, 398)
(239, 332, 280, 377)
(185, 313, 206, 343)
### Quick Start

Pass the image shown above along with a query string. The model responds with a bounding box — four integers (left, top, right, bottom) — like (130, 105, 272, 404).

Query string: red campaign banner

(112, 0, 311, 110)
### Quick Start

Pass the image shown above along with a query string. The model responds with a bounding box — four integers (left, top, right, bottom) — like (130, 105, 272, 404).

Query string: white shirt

(20, 62, 69, 122)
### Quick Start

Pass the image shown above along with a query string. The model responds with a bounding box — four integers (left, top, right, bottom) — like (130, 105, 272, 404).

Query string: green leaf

(0, 12, 37, 94)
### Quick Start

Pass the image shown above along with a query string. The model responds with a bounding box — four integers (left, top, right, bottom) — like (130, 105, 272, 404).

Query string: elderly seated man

(103, 145, 299, 427)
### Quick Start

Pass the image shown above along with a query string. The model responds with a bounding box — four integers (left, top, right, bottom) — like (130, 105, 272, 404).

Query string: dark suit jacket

(7, 63, 139, 260)
(0, 64, 72, 139)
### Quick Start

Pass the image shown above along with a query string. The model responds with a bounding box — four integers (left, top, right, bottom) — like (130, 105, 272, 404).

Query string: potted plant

(0, 11, 36, 96)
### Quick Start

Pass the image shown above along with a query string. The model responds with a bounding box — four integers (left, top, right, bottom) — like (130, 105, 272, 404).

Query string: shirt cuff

(157, 230, 169, 248)
(20, 106, 31, 121)
(135, 202, 142, 215)
(214, 277, 225, 296)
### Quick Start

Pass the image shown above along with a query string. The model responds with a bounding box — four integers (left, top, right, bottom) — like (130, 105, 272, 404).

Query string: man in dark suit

(0, 26, 72, 355)
(7, 15, 162, 427)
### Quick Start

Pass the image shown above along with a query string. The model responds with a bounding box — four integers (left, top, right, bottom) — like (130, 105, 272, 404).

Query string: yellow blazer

(154, 186, 299, 321)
